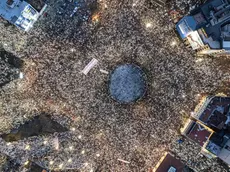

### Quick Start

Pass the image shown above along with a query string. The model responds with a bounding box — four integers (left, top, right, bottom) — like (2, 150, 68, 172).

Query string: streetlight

(145, 22, 152, 28)
(25, 145, 30, 150)
(59, 163, 63, 169)
(49, 161, 54, 165)
(81, 149, 85, 154)
(196, 58, 203, 63)
(171, 41, 177, 46)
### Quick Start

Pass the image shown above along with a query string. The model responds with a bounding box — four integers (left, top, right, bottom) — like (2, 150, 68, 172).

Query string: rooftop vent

(6, 0, 14, 6)
(168, 166, 176, 172)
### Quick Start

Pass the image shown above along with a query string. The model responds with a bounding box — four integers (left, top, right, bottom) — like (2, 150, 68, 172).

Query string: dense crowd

(0, 0, 230, 171)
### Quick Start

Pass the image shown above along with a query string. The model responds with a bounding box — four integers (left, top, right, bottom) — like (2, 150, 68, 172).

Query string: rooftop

(186, 121, 212, 146)
(0, 0, 45, 31)
(0, 0, 229, 171)
(176, 0, 230, 51)
(184, 96, 230, 165)
(197, 97, 230, 129)
(24, 0, 45, 11)
(153, 153, 192, 172)
(196, 0, 230, 41)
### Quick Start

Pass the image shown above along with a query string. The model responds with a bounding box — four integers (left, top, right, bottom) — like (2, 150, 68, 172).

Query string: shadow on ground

(1, 113, 68, 142)
(0, 46, 23, 87)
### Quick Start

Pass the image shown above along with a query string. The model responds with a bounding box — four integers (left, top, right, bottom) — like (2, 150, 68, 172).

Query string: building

(0, 0, 47, 31)
(181, 96, 230, 166)
(152, 152, 194, 172)
(176, 0, 230, 56)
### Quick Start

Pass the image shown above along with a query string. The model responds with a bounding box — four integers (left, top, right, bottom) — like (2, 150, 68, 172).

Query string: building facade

(153, 152, 194, 172)
(181, 96, 230, 166)
(176, 0, 230, 56)
(0, 0, 47, 31)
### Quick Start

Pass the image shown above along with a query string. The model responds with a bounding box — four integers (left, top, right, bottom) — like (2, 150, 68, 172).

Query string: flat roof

(154, 153, 190, 172)
(177, 0, 230, 50)
(25, 0, 45, 11)
(205, 140, 222, 155)
(186, 96, 230, 165)
(218, 140, 230, 164)
(199, 97, 230, 127)
(0, 0, 44, 31)
(197, 0, 227, 41)
(0, 0, 28, 23)
(187, 122, 212, 147)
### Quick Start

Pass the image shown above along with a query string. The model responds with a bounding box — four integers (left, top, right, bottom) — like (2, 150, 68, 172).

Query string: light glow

(146, 23, 152, 28)
(25, 145, 30, 150)
(24, 160, 29, 166)
(196, 58, 203, 63)
(59, 163, 63, 169)
(49, 161, 54, 165)
(171, 41, 177, 46)
(81, 149, 85, 154)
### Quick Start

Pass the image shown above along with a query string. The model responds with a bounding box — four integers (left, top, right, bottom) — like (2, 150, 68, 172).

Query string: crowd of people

(0, 0, 230, 171)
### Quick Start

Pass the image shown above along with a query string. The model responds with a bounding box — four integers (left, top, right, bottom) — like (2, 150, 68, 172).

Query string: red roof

(187, 123, 211, 146)
(155, 153, 185, 172)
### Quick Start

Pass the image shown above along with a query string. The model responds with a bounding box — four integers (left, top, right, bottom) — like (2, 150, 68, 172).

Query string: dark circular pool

(109, 64, 146, 103)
